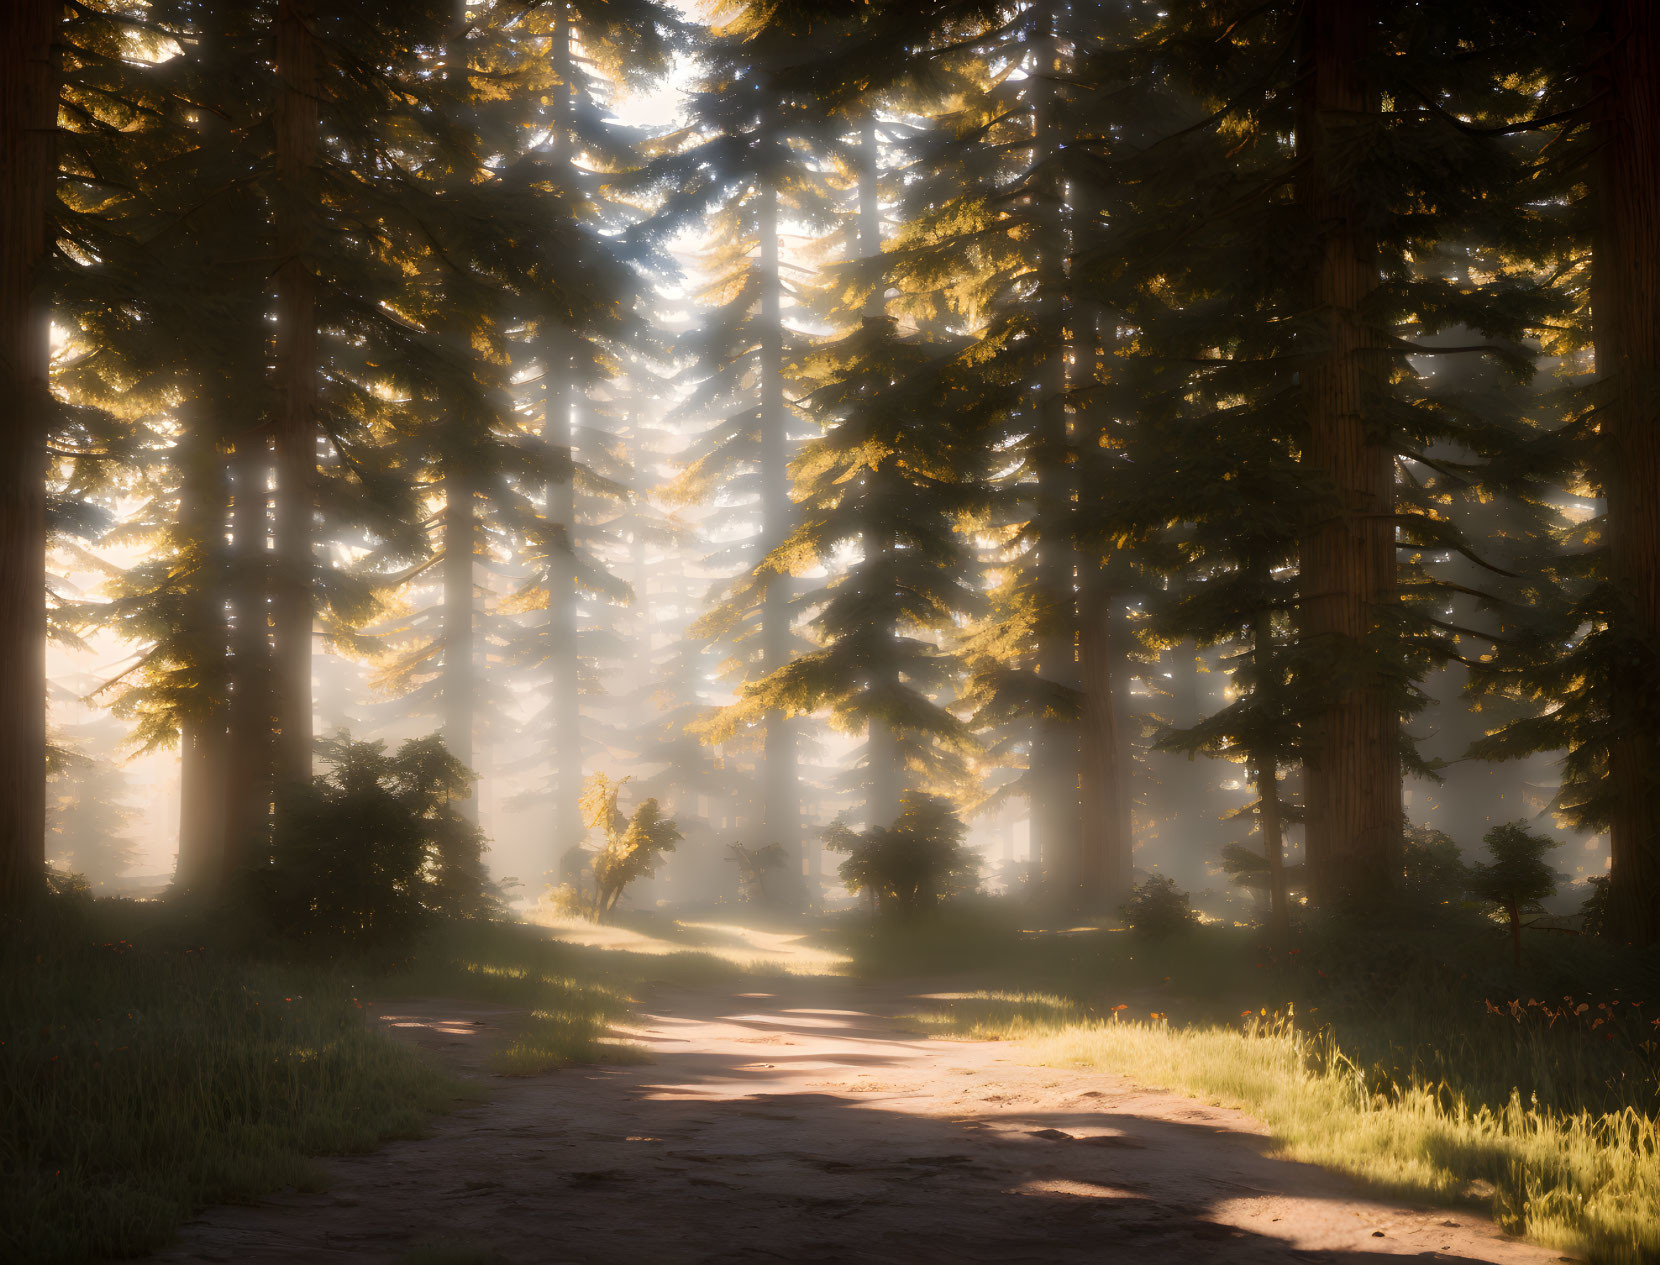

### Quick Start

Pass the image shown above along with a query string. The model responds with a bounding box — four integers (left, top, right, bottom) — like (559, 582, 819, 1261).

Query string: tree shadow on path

(138, 979, 1567, 1265)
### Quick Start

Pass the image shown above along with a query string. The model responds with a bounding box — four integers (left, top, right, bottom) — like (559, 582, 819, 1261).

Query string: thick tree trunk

(174, 411, 230, 890)
(545, 11, 584, 859)
(204, 10, 266, 872)
(435, 6, 484, 825)
(1295, 0, 1400, 908)
(1029, 505, 1081, 889)
(1169, 646, 1202, 728)
(442, 465, 476, 820)
(1028, 9, 1082, 899)
(270, 0, 319, 793)
(1078, 572, 1132, 911)
(171, 14, 241, 894)
(176, 718, 227, 892)
(0, 0, 55, 914)
(1258, 752, 1290, 944)
(1254, 601, 1291, 947)
(1076, 301, 1133, 912)
(222, 432, 272, 883)
(1592, 0, 1660, 947)
(757, 183, 799, 868)
(631, 528, 653, 706)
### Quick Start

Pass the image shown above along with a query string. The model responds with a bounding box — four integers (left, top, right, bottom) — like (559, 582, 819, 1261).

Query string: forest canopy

(1, 0, 1657, 952)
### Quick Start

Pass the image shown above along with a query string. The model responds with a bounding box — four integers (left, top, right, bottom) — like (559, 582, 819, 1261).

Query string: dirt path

(146, 978, 1570, 1264)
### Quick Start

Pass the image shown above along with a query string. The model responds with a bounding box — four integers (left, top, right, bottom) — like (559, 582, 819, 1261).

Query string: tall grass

(0, 903, 643, 1263)
(882, 908, 1660, 1262)
(0, 903, 462, 1263)
(912, 984, 1660, 1263)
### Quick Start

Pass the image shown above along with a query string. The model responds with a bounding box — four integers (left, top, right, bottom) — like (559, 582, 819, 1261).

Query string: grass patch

(375, 912, 858, 1075)
(0, 900, 464, 1264)
(827, 903, 1266, 1014)
(0, 902, 644, 1263)
(909, 937, 1660, 1264)
(492, 1005, 650, 1076)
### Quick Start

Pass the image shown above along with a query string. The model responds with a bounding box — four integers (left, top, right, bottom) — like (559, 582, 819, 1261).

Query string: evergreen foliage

(2, 0, 1657, 962)
(10, 6, 1660, 1259)
(823, 792, 980, 920)
(1468, 820, 1563, 967)
(252, 735, 497, 957)
(1119, 873, 1200, 940)
(45, 750, 138, 888)
(712, 320, 985, 811)
(1400, 825, 1470, 905)
(1464, 3, 1660, 948)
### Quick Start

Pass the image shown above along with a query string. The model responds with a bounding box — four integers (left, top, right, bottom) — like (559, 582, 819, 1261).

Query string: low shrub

(250, 734, 498, 958)
(1120, 873, 1199, 939)
(823, 793, 980, 920)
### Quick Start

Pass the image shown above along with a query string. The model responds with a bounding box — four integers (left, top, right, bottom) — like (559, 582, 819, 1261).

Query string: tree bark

(1076, 296, 1133, 912)
(1591, 0, 1660, 947)
(1294, 0, 1400, 908)
(1027, 4, 1082, 901)
(270, 0, 319, 793)
(173, 413, 230, 891)
(1079, 571, 1132, 911)
(176, 718, 227, 892)
(222, 431, 272, 884)
(1254, 600, 1290, 947)
(757, 181, 799, 868)
(442, 463, 477, 820)
(0, 0, 55, 914)
(170, 10, 243, 893)
(545, 6, 584, 860)
(433, 5, 483, 823)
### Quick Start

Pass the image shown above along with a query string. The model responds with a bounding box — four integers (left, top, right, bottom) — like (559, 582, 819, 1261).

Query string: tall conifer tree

(668, 1, 844, 869)
(1137, 0, 1550, 907)
(0, 0, 58, 913)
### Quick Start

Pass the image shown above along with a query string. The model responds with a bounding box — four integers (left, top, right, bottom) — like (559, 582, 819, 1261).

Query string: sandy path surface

(145, 978, 1571, 1265)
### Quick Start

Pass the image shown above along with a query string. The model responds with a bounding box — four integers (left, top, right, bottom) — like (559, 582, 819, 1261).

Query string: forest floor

(137, 972, 1570, 1265)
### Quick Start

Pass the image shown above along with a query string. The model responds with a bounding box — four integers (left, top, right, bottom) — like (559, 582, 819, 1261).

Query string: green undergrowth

(829, 902, 1264, 1008)
(382, 912, 856, 1074)
(902, 912, 1660, 1264)
(0, 900, 638, 1262)
(382, 919, 649, 1075)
